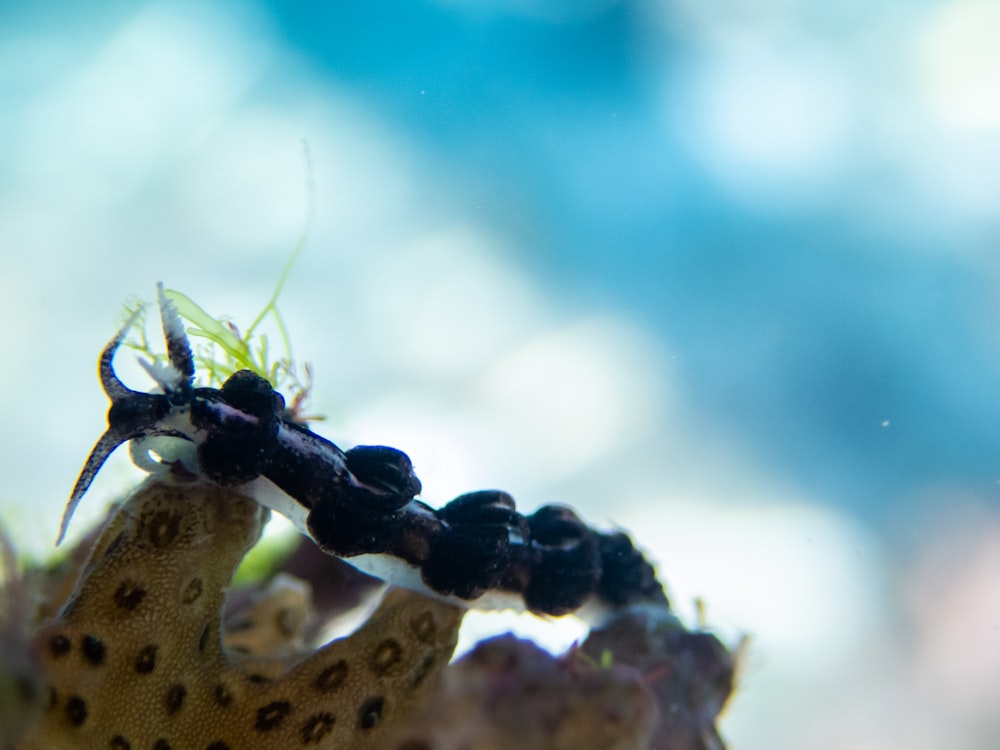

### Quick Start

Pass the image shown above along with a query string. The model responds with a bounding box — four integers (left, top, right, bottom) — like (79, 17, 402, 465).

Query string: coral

(0, 532, 41, 750)
(15, 479, 463, 750)
(581, 609, 735, 750)
(385, 611, 736, 750)
(4, 286, 735, 749)
(8, 479, 734, 750)
(388, 634, 659, 750)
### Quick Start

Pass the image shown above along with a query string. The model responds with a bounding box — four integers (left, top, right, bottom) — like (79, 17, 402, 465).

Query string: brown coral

(389, 634, 659, 750)
(10, 477, 735, 750)
(581, 610, 735, 750)
(0, 531, 42, 750)
(386, 613, 736, 750)
(16, 479, 464, 750)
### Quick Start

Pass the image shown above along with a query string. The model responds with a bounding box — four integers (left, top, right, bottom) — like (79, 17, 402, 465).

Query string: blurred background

(2, 0, 1000, 747)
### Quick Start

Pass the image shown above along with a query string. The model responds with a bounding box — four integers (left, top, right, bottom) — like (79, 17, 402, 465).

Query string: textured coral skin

(10, 477, 734, 750)
(18, 479, 464, 750)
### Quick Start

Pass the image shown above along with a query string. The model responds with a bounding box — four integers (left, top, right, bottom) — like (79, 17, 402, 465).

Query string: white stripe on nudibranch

(240, 476, 312, 537)
(235, 477, 549, 615)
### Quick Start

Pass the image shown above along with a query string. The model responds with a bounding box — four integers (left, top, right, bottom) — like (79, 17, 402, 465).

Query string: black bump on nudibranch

(521, 505, 600, 616)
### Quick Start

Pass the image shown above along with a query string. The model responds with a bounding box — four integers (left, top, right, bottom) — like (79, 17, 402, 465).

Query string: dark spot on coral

(65, 695, 87, 726)
(109, 735, 132, 749)
(408, 654, 436, 689)
(181, 577, 203, 604)
(147, 510, 182, 548)
(300, 712, 336, 745)
(205, 743, 231, 750)
(113, 580, 147, 611)
(104, 531, 125, 558)
(226, 619, 254, 633)
(198, 625, 210, 652)
(315, 661, 348, 693)
(135, 645, 158, 674)
(82, 635, 106, 665)
(358, 696, 385, 730)
(370, 639, 403, 675)
(248, 673, 270, 684)
(165, 683, 187, 715)
(49, 634, 71, 657)
(154, 740, 172, 750)
(214, 683, 233, 708)
(396, 740, 432, 750)
(410, 612, 436, 644)
(255, 700, 292, 731)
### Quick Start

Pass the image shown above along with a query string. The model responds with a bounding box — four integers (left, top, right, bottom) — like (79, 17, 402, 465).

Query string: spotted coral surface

(8, 478, 735, 750)
(16, 479, 464, 750)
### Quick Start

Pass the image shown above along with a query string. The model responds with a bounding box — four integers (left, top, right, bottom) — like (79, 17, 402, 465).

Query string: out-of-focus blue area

(8, 0, 999, 531)
(3, 1, 1000, 748)
(268, 0, 1000, 529)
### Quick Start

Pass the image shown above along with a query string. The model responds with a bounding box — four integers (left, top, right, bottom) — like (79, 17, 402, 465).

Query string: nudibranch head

(59, 284, 198, 544)
(60, 285, 423, 555)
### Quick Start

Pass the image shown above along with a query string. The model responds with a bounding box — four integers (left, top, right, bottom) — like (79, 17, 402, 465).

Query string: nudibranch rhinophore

(62, 285, 669, 619)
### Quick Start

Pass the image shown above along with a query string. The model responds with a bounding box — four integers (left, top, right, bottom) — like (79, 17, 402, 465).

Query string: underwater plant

(2, 285, 736, 750)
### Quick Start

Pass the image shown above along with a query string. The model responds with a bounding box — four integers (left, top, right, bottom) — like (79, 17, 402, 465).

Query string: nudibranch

(62, 285, 668, 619)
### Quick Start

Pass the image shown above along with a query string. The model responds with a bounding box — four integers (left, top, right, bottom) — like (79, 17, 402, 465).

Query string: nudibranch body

(63, 285, 668, 620)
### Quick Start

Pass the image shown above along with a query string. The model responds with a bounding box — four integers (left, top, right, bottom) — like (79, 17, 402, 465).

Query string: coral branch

(19, 480, 463, 750)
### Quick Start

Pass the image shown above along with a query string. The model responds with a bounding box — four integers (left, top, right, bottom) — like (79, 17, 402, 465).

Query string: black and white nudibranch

(63, 285, 669, 619)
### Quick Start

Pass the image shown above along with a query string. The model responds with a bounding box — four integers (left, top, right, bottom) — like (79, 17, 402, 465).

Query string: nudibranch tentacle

(58, 307, 177, 545)
(154, 282, 195, 404)
(64, 287, 670, 619)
